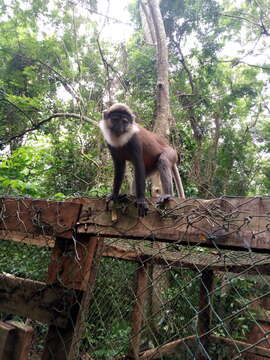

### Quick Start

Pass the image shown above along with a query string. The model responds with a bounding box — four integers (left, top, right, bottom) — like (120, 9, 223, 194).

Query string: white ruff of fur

(99, 119, 139, 147)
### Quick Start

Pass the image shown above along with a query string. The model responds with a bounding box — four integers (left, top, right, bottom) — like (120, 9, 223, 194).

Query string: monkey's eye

(122, 116, 130, 124)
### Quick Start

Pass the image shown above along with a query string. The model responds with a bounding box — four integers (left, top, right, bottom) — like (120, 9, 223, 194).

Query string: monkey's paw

(157, 194, 171, 208)
(106, 194, 129, 211)
(136, 199, 148, 217)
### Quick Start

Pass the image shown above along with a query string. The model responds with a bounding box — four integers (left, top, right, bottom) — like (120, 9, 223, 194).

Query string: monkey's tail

(172, 164, 185, 199)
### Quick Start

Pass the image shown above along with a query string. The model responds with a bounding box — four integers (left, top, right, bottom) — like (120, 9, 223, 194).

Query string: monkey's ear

(131, 113, 136, 122)
(103, 110, 109, 119)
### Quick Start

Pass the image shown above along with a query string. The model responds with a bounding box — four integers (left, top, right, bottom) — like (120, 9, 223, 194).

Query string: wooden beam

(2, 196, 270, 252)
(77, 197, 270, 252)
(0, 230, 55, 247)
(101, 241, 270, 274)
(0, 197, 81, 237)
(0, 274, 74, 327)
(133, 333, 270, 359)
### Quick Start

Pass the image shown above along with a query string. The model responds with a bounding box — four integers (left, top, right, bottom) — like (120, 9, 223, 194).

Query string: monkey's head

(103, 103, 135, 137)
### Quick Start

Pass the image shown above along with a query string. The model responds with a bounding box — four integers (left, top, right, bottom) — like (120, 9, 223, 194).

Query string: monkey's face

(107, 112, 132, 137)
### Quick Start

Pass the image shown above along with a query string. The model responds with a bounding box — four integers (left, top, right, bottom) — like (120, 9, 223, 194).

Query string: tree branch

(174, 40, 195, 94)
(221, 59, 270, 71)
(37, 60, 82, 103)
(222, 13, 270, 36)
(222, 13, 261, 28)
(0, 94, 34, 125)
(96, 37, 129, 100)
(1, 113, 98, 146)
(87, 7, 132, 25)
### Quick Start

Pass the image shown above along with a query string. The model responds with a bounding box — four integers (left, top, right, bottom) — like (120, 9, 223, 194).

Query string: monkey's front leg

(106, 158, 126, 207)
(134, 157, 148, 217)
(135, 198, 148, 217)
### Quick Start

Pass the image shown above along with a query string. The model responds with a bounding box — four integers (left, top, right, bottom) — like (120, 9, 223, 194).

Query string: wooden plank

(6, 321, 34, 360)
(210, 335, 270, 358)
(0, 197, 81, 236)
(76, 197, 270, 252)
(0, 274, 74, 327)
(129, 263, 149, 359)
(137, 334, 270, 359)
(2, 196, 270, 252)
(0, 230, 54, 247)
(138, 335, 196, 359)
(197, 270, 214, 360)
(102, 241, 270, 274)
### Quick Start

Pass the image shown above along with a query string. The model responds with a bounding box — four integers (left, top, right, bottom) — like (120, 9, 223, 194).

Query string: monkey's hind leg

(157, 153, 173, 204)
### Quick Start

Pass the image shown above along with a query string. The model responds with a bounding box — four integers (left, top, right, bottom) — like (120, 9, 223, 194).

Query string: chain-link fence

(1, 196, 270, 359)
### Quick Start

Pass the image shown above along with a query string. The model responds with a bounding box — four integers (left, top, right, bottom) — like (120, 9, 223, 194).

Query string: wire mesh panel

(79, 238, 270, 360)
(1, 196, 270, 359)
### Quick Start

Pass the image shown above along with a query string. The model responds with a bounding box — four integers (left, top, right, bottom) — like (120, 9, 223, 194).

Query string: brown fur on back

(138, 126, 178, 175)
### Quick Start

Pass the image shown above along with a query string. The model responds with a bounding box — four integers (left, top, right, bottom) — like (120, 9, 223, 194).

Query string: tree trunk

(140, 0, 172, 347)
(147, 0, 170, 137)
(140, 2, 156, 45)
(142, 0, 171, 196)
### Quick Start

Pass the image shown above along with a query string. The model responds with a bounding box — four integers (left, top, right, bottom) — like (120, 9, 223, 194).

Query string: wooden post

(42, 236, 102, 360)
(0, 321, 33, 360)
(129, 263, 149, 359)
(67, 237, 103, 360)
(41, 306, 80, 360)
(6, 321, 34, 360)
(197, 270, 214, 360)
(0, 322, 15, 359)
(47, 236, 100, 290)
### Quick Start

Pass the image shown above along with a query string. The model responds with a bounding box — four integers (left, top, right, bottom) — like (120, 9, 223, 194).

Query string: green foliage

(84, 258, 136, 358)
(213, 275, 262, 341)
(85, 320, 131, 358)
(0, 241, 51, 280)
(161, 270, 200, 340)
(0, 144, 52, 197)
(124, 35, 157, 123)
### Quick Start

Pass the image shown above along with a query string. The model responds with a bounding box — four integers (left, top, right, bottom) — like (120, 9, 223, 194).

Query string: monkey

(99, 103, 185, 217)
